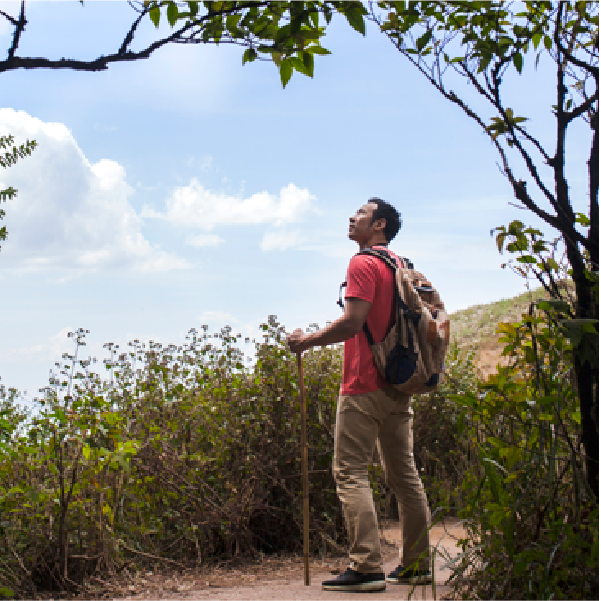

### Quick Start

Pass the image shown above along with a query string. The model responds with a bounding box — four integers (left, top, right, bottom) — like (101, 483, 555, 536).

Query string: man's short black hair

(368, 198, 401, 242)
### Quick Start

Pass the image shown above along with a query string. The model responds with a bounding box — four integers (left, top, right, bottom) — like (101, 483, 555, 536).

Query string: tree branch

(588, 110, 599, 270)
(0, 8, 18, 27)
(556, 32, 599, 82)
(481, 53, 562, 216)
(553, 4, 577, 232)
(385, 35, 561, 232)
(0, 1, 274, 75)
(7, 1, 26, 61)
(118, 6, 148, 55)
(565, 91, 599, 124)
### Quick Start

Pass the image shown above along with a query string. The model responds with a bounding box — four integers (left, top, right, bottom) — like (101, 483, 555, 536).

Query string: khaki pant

(333, 387, 431, 573)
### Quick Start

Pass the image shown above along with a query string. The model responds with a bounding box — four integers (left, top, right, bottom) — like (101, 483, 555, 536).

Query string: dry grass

(449, 286, 549, 378)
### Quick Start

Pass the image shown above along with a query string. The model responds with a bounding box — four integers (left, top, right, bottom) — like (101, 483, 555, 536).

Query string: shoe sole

(387, 576, 432, 585)
(322, 581, 387, 592)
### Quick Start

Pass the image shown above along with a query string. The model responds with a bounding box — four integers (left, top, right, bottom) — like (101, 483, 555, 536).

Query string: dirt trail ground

(122, 520, 465, 601)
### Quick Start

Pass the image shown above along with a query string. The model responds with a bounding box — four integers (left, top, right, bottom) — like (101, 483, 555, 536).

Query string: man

(288, 198, 432, 593)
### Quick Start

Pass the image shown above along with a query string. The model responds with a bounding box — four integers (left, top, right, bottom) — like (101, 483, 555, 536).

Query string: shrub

(445, 301, 598, 599)
(0, 318, 347, 598)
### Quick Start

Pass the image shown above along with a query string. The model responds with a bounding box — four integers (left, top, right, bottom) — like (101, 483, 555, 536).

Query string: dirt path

(122, 520, 465, 600)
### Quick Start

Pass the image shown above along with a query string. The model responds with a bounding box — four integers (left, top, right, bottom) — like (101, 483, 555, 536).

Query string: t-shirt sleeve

(345, 255, 379, 303)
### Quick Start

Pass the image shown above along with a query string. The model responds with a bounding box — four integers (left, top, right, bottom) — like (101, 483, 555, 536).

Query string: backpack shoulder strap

(356, 248, 399, 272)
(355, 248, 403, 346)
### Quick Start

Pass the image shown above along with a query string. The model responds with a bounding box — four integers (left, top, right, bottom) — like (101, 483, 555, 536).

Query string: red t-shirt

(341, 246, 398, 395)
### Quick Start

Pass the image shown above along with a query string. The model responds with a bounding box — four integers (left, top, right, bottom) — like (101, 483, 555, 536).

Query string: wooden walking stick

(296, 352, 311, 586)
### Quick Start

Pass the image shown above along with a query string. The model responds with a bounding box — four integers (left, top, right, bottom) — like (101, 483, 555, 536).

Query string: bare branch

(556, 33, 599, 82)
(0, 8, 18, 27)
(460, 59, 559, 213)
(565, 91, 599, 123)
(392, 50, 562, 232)
(118, 6, 148, 55)
(553, 4, 577, 229)
(588, 110, 599, 270)
(7, 1, 26, 61)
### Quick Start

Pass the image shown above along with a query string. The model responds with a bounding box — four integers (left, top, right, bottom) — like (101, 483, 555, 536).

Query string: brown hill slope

(449, 287, 548, 378)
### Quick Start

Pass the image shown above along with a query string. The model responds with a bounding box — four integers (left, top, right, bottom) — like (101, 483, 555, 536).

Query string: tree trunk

(573, 274, 599, 499)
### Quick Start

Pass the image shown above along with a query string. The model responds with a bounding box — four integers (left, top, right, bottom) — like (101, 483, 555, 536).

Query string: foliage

(0, 318, 347, 598)
(445, 300, 597, 599)
(493, 217, 599, 493)
(411, 341, 480, 513)
(1, 1, 350, 88)
(436, 230, 599, 600)
(1, 283, 597, 599)
(0, 134, 37, 251)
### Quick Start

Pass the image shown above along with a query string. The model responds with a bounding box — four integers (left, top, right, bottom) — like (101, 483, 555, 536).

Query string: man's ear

(373, 217, 386, 234)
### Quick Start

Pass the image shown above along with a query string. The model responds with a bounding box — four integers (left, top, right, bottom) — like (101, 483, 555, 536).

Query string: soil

(117, 519, 466, 601)
(475, 342, 511, 379)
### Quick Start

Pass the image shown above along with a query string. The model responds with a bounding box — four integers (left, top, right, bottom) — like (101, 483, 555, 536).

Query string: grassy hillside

(449, 286, 549, 377)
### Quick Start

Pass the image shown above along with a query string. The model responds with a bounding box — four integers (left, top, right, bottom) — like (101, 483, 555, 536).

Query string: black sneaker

(387, 565, 432, 584)
(322, 568, 386, 592)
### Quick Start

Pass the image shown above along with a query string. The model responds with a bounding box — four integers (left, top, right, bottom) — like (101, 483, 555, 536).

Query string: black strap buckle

(337, 281, 347, 310)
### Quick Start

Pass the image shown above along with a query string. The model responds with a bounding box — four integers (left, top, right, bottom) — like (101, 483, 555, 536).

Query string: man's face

(349, 203, 379, 243)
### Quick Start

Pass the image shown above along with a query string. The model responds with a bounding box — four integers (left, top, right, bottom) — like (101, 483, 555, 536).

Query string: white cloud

(260, 229, 303, 251)
(187, 233, 224, 247)
(0, 108, 189, 272)
(154, 180, 317, 230)
(0, 326, 73, 363)
(198, 311, 238, 326)
(185, 155, 213, 171)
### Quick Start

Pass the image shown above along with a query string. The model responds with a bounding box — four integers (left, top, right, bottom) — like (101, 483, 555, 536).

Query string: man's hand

(287, 298, 372, 355)
(288, 328, 310, 354)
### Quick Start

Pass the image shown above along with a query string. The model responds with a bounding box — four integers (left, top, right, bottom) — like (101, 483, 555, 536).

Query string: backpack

(341, 248, 450, 395)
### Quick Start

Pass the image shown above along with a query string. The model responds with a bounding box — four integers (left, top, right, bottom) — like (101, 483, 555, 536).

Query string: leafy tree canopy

(0, 1, 364, 88)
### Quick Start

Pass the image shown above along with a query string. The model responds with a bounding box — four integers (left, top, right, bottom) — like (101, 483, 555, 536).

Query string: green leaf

(166, 2, 178, 27)
(544, 35, 552, 50)
(302, 51, 314, 77)
(226, 13, 242, 34)
(149, 5, 160, 28)
(242, 48, 257, 65)
(290, 56, 309, 76)
(342, 6, 366, 35)
(0, 587, 15, 598)
(416, 29, 432, 52)
(532, 32, 542, 48)
(279, 58, 293, 88)
(513, 52, 523, 73)
(306, 45, 331, 55)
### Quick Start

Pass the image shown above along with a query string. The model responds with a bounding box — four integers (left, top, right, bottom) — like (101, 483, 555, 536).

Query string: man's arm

(288, 298, 372, 354)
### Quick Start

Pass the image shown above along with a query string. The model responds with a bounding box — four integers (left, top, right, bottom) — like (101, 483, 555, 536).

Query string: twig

(280, 469, 329, 478)
(319, 532, 346, 555)
(120, 541, 187, 569)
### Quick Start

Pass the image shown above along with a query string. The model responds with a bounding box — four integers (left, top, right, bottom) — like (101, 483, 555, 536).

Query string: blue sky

(0, 1, 591, 400)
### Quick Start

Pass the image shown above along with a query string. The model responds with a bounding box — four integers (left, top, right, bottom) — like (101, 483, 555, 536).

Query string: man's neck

(358, 236, 388, 251)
